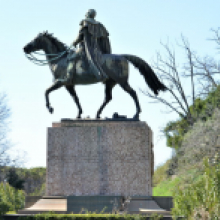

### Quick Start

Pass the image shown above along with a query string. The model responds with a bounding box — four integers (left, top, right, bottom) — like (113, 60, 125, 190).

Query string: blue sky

(0, 0, 219, 170)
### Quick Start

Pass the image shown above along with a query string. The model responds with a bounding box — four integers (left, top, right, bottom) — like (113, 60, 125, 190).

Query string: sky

(0, 0, 219, 170)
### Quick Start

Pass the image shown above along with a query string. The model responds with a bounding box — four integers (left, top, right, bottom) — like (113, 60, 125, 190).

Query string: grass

(153, 176, 181, 196)
(6, 211, 17, 214)
(152, 159, 206, 197)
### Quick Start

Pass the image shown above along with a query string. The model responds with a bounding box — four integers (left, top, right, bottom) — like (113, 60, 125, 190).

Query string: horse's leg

(96, 79, 116, 119)
(45, 81, 63, 113)
(119, 81, 141, 119)
(65, 85, 83, 118)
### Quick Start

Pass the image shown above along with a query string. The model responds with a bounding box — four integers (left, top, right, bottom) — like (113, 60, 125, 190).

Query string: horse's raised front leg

(119, 82, 141, 119)
(45, 81, 63, 114)
(96, 79, 116, 119)
(65, 85, 83, 118)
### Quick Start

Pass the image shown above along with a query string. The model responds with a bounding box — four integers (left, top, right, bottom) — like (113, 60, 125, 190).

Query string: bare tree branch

(209, 28, 220, 51)
(0, 92, 26, 180)
(143, 32, 220, 127)
(144, 38, 196, 125)
(181, 35, 196, 114)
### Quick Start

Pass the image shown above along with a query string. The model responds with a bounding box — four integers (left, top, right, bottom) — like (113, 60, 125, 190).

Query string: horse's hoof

(49, 107, 54, 114)
(133, 114, 139, 120)
(96, 115, 100, 119)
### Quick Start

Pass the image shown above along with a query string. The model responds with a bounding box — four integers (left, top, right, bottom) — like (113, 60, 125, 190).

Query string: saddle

(67, 47, 90, 73)
(67, 47, 108, 82)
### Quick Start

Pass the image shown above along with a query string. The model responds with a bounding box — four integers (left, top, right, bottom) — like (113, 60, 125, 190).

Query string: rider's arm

(72, 32, 84, 47)
(72, 21, 88, 47)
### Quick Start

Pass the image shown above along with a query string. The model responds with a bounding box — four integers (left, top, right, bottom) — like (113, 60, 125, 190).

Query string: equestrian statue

(23, 9, 167, 119)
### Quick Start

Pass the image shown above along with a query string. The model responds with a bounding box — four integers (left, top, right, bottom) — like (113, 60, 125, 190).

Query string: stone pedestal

(46, 120, 153, 196)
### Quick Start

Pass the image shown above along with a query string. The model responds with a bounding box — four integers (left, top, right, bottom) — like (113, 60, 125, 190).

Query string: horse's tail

(122, 54, 167, 95)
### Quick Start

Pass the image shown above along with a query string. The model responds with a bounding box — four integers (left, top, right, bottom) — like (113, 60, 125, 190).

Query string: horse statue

(23, 32, 167, 119)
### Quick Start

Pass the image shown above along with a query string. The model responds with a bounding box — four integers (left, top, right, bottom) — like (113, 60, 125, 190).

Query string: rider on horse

(63, 9, 112, 85)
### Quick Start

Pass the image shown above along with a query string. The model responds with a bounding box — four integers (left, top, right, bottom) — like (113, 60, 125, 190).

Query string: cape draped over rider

(75, 17, 111, 80)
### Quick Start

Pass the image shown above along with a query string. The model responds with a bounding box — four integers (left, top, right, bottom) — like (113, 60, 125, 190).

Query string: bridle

(25, 37, 74, 66)
(25, 50, 71, 66)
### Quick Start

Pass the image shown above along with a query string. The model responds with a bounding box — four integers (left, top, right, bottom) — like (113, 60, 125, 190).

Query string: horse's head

(23, 33, 46, 54)
(23, 32, 67, 54)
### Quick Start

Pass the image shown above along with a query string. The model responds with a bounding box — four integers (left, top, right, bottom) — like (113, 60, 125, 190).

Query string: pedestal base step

(127, 200, 171, 215)
(18, 196, 173, 215)
(18, 197, 67, 214)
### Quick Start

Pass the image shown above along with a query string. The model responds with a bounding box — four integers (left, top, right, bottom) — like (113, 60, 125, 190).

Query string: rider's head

(85, 9, 96, 19)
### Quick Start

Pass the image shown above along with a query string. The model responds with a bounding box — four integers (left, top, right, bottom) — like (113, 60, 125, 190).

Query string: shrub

(0, 194, 10, 218)
(171, 153, 220, 219)
(0, 182, 25, 212)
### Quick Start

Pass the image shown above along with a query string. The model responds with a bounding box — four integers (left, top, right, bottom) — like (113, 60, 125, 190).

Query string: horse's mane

(40, 31, 68, 52)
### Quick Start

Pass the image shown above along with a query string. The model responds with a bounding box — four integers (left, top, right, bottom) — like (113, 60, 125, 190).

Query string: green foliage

(11, 166, 46, 196)
(163, 97, 209, 150)
(153, 177, 180, 196)
(153, 165, 205, 197)
(0, 194, 10, 218)
(18, 212, 163, 220)
(25, 167, 46, 179)
(164, 85, 220, 150)
(153, 154, 220, 218)
(148, 213, 163, 220)
(170, 154, 220, 219)
(29, 183, 45, 196)
(6, 211, 16, 214)
(0, 182, 25, 212)
(163, 118, 190, 150)
(18, 167, 46, 181)
(6, 167, 25, 190)
(0, 166, 46, 196)
(152, 159, 172, 187)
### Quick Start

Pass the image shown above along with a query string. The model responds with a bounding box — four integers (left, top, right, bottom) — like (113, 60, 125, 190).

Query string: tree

(5, 168, 25, 190)
(143, 33, 220, 146)
(0, 92, 27, 183)
(0, 182, 25, 213)
(211, 28, 220, 53)
(143, 36, 199, 126)
(0, 93, 11, 168)
(162, 86, 220, 154)
(143, 31, 220, 176)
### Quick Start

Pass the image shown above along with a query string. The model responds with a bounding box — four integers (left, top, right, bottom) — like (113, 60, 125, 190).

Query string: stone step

(18, 198, 67, 214)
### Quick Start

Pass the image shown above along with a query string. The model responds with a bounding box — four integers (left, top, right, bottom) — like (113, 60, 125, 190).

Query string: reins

(25, 48, 74, 66)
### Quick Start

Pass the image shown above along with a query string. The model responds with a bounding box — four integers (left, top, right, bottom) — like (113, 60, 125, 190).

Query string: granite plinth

(46, 120, 153, 196)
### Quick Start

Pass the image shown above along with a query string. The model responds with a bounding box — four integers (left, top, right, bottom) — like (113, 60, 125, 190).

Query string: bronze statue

(23, 9, 167, 119)
(65, 9, 111, 85)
